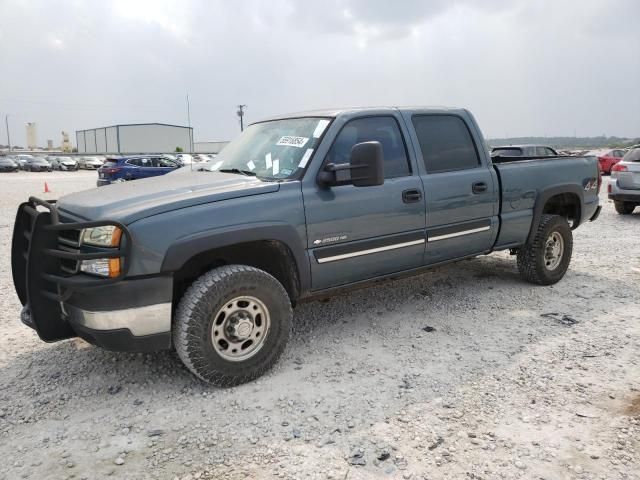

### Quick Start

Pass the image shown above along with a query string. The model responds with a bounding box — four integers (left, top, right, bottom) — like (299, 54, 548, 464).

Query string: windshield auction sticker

(313, 120, 330, 138)
(276, 136, 309, 148)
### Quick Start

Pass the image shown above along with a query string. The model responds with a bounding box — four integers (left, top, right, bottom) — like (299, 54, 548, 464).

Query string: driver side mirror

(318, 141, 384, 188)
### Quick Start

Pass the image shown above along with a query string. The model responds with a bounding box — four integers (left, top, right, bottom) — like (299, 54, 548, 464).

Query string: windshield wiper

(219, 168, 256, 176)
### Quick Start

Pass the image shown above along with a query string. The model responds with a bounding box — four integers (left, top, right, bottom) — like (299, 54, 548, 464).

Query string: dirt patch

(623, 394, 640, 416)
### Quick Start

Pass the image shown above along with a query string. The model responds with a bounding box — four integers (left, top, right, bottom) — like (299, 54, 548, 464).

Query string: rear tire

(614, 201, 635, 215)
(174, 265, 292, 386)
(517, 214, 573, 285)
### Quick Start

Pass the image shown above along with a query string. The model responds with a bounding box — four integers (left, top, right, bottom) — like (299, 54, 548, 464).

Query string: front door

(303, 115, 426, 290)
(407, 113, 499, 264)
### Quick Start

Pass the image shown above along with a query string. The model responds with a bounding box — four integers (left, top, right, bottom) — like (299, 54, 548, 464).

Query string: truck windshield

(208, 117, 331, 180)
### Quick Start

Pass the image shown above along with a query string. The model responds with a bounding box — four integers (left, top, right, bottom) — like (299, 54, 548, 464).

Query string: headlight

(79, 225, 123, 277)
(81, 225, 122, 247)
(80, 258, 118, 277)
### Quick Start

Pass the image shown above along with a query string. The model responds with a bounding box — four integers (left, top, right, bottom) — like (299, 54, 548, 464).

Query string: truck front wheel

(173, 265, 292, 386)
(517, 214, 573, 285)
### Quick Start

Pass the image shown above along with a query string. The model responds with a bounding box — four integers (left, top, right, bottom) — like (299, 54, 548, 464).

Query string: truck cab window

(412, 115, 480, 173)
(326, 116, 410, 178)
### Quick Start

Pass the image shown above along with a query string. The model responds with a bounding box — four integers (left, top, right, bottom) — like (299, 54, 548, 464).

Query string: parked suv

(97, 156, 179, 186)
(609, 148, 640, 214)
(12, 107, 600, 386)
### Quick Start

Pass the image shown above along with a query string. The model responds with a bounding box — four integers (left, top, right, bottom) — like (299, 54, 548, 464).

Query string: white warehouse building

(76, 123, 193, 154)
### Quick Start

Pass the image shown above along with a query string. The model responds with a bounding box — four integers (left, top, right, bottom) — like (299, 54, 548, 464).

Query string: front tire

(517, 214, 573, 285)
(614, 201, 635, 215)
(174, 265, 292, 386)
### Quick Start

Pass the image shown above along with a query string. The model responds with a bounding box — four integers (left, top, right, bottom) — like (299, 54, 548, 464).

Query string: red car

(590, 149, 627, 175)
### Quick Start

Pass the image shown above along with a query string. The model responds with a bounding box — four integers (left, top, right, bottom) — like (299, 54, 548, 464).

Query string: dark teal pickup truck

(12, 107, 601, 385)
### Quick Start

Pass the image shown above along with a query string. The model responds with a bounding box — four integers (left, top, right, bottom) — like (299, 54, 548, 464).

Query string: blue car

(97, 156, 179, 186)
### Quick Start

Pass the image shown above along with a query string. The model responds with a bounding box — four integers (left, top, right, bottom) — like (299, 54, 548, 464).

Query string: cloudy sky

(1, 0, 638, 147)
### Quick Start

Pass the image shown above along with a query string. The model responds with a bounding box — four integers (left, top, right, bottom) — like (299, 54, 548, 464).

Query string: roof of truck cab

(258, 106, 467, 122)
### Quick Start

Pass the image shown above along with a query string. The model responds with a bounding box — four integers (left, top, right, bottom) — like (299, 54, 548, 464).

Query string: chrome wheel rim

(211, 296, 270, 362)
(544, 231, 564, 271)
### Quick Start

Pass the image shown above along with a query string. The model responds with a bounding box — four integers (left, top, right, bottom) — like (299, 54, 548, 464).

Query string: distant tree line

(487, 136, 640, 150)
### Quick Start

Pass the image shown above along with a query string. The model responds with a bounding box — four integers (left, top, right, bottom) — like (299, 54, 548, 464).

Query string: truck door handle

(472, 182, 487, 194)
(402, 189, 423, 203)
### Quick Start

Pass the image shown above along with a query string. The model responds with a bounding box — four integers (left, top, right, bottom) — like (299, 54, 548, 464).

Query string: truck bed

(492, 155, 600, 249)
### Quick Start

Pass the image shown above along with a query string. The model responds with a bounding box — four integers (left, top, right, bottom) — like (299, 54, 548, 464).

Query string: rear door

(302, 114, 426, 290)
(405, 112, 499, 264)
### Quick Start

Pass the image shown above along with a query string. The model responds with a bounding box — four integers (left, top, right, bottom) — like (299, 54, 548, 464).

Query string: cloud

(0, 0, 638, 147)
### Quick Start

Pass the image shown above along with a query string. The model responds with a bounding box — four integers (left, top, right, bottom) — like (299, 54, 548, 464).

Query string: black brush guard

(11, 197, 131, 342)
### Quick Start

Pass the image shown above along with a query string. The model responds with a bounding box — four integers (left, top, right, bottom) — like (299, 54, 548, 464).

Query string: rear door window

(412, 115, 480, 173)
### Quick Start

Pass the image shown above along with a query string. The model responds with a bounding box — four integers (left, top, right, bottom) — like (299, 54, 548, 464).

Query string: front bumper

(60, 164, 77, 171)
(12, 197, 172, 352)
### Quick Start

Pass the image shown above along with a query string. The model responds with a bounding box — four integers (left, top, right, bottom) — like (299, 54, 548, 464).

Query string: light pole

(237, 105, 247, 132)
(4, 114, 10, 151)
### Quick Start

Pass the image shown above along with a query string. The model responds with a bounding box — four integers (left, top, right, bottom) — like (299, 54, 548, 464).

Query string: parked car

(0, 157, 19, 172)
(590, 148, 626, 175)
(491, 145, 558, 157)
(175, 153, 193, 165)
(13, 154, 35, 169)
(97, 155, 180, 186)
(78, 156, 104, 170)
(608, 148, 640, 214)
(22, 157, 52, 172)
(11, 107, 601, 386)
(49, 156, 79, 171)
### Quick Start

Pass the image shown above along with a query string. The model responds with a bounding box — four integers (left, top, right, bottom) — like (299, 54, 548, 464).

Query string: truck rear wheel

(614, 201, 635, 215)
(173, 265, 292, 386)
(517, 214, 573, 285)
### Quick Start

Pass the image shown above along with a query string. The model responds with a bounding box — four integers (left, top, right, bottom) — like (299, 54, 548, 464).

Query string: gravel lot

(0, 171, 638, 480)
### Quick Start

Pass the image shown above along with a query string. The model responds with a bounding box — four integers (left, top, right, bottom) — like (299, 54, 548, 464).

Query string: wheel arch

(161, 223, 310, 306)
(527, 185, 583, 244)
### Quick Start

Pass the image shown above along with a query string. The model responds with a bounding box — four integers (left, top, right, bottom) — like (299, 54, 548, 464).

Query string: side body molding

(160, 222, 311, 294)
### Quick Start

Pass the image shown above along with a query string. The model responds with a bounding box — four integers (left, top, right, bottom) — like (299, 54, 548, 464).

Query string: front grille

(11, 197, 131, 341)
(58, 228, 82, 274)
(59, 228, 81, 246)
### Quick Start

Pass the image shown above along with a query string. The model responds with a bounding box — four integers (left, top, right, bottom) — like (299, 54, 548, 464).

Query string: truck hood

(57, 172, 280, 224)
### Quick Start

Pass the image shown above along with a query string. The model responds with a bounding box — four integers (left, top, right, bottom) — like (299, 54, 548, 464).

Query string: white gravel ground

(0, 171, 638, 480)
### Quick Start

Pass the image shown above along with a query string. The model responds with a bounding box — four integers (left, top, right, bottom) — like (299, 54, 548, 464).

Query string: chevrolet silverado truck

(11, 107, 602, 386)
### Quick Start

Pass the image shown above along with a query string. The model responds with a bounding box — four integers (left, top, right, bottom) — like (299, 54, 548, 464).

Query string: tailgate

(616, 163, 640, 190)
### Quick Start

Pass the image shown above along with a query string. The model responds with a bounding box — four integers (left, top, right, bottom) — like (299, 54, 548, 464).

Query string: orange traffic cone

(44, 182, 51, 193)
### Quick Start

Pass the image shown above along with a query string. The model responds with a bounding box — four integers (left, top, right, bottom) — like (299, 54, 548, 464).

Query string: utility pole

(186, 94, 193, 153)
(237, 105, 247, 131)
(4, 114, 10, 151)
